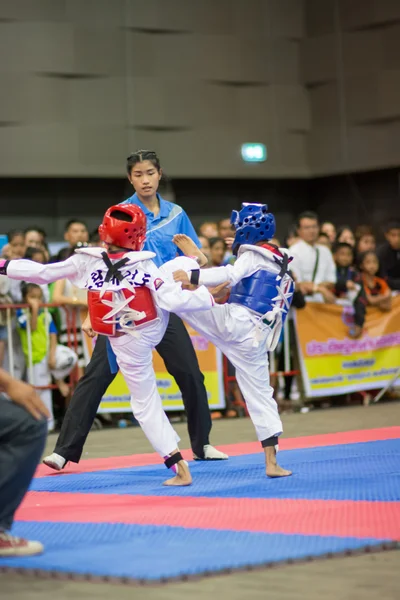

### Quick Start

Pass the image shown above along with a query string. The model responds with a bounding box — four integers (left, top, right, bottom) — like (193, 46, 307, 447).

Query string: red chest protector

(88, 287, 157, 336)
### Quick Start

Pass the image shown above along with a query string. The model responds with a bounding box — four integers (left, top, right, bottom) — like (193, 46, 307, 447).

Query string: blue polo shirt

(120, 193, 200, 267)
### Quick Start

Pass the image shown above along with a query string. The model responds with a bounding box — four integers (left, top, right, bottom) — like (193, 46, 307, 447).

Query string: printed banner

(294, 295, 400, 397)
(97, 322, 225, 412)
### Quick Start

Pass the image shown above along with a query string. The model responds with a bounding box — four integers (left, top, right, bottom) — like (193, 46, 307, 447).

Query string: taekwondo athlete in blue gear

(163, 203, 294, 478)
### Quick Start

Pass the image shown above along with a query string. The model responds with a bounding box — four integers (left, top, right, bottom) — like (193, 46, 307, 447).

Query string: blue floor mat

(0, 521, 390, 581)
(31, 440, 400, 502)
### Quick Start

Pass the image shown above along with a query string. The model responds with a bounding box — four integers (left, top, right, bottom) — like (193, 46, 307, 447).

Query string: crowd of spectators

(0, 220, 98, 430)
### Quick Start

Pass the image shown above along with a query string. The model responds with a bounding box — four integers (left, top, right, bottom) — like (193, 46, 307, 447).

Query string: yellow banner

(97, 322, 225, 412)
(294, 295, 400, 397)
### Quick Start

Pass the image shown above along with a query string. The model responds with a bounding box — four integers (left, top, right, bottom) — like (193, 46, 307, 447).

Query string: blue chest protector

(228, 269, 294, 323)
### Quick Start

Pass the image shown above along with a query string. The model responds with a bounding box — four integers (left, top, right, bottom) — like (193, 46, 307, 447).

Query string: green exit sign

(241, 143, 267, 162)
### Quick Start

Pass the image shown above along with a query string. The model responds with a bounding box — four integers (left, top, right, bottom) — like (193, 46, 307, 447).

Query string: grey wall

(305, 0, 400, 175)
(0, 0, 307, 178)
(2, 1, 399, 178)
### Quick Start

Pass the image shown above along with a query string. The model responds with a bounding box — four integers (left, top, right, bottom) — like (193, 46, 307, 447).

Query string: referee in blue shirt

(44, 150, 228, 471)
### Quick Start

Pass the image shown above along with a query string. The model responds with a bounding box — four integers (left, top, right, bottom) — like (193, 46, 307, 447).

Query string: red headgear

(99, 204, 147, 251)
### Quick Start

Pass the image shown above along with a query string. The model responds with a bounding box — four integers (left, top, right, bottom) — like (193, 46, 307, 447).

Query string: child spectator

(16, 283, 58, 431)
(376, 220, 400, 291)
(356, 232, 376, 254)
(198, 235, 211, 263)
(318, 232, 331, 249)
(336, 226, 356, 247)
(333, 242, 366, 338)
(2, 230, 25, 259)
(24, 246, 47, 264)
(209, 237, 227, 267)
(358, 250, 392, 312)
(321, 221, 336, 244)
(198, 221, 218, 239)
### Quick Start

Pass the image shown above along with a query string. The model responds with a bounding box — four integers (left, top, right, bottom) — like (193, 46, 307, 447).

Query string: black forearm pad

(190, 269, 200, 285)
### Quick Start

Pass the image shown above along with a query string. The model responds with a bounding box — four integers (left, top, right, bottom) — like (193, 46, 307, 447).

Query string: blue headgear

(230, 203, 276, 254)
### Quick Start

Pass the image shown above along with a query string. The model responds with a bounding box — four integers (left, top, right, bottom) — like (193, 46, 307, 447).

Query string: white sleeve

(198, 253, 256, 287)
(159, 257, 200, 282)
(324, 248, 337, 284)
(155, 281, 215, 313)
(6, 256, 82, 285)
(287, 247, 303, 282)
(142, 259, 215, 313)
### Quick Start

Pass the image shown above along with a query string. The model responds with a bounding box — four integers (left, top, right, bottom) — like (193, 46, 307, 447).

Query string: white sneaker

(193, 444, 229, 461)
(42, 452, 66, 471)
(0, 532, 44, 557)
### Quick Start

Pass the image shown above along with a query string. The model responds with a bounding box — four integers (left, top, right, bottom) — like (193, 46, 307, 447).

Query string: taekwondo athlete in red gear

(165, 204, 294, 477)
(0, 205, 215, 487)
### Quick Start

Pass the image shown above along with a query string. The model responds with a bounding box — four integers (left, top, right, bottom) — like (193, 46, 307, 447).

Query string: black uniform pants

(55, 314, 212, 461)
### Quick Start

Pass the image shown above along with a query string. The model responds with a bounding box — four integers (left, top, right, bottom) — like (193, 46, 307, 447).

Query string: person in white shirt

(289, 211, 336, 303)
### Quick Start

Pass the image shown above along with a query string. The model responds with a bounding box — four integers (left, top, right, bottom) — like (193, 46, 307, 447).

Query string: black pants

(0, 397, 47, 531)
(55, 314, 212, 461)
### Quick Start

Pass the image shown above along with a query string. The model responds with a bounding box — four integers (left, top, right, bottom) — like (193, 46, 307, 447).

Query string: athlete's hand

(82, 314, 96, 338)
(173, 270, 190, 285)
(1, 375, 50, 420)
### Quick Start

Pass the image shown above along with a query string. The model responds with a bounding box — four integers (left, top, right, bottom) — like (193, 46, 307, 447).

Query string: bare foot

(264, 446, 292, 478)
(173, 234, 208, 267)
(163, 460, 193, 486)
(266, 464, 292, 478)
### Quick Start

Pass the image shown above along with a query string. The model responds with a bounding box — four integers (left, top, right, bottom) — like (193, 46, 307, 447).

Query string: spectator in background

(2, 230, 25, 260)
(209, 237, 227, 267)
(217, 218, 235, 240)
(356, 231, 376, 254)
(24, 227, 45, 249)
(0, 368, 48, 557)
(198, 235, 211, 263)
(318, 232, 331, 249)
(355, 224, 373, 240)
(377, 220, 400, 291)
(198, 221, 218, 239)
(16, 283, 58, 431)
(54, 219, 89, 262)
(336, 226, 356, 247)
(332, 242, 365, 338)
(359, 250, 392, 312)
(218, 218, 235, 264)
(51, 246, 89, 378)
(24, 246, 47, 264)
(321, 221, 336, 244)
(289, 211, 336, 302)
(24, 228, 49, 262)
(89, 227, 103, 247)
(285, 225, 299, 247)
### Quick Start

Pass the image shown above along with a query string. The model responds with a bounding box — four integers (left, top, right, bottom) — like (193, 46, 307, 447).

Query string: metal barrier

(1, 302, 80, 390)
